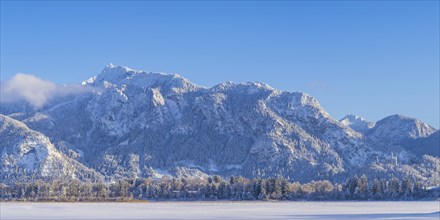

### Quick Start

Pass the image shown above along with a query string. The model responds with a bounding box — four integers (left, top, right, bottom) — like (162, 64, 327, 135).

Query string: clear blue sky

(1, 1, 439, 128)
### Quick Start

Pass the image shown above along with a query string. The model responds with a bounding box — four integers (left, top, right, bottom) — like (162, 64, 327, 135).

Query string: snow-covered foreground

(1, 201, 439, 220)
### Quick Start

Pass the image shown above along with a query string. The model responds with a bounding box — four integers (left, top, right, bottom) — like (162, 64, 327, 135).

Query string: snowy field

(1, 201, 439, 220)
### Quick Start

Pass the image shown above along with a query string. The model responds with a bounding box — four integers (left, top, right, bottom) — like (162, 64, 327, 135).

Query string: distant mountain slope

(401, 131, 440, 157)
(0, 114, 102, 183)
(1, 64, 439, 186)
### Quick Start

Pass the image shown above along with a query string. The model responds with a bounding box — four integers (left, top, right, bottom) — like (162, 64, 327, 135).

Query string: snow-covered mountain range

(1, 64, 439, 185)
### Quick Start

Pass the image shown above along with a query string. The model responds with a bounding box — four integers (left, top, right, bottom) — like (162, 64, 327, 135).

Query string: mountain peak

(366, 114, 437, 144)
(385, 114, 413, 121)
(102, 63, 137, 73)
(212, 81, 275, 93)
(341, 114, 370, 123)
(380, 114, 429, 125)
(105, 62, 116, 69)
(82, 64, 144, 86)
(340, 114, 374, 133)
(81, 64, 201, 94)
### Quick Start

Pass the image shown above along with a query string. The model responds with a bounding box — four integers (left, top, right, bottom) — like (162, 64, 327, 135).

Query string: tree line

(0, 174, 438, 201)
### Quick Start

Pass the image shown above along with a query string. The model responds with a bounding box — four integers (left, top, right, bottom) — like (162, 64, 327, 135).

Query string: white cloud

(1, 73, 92, 109)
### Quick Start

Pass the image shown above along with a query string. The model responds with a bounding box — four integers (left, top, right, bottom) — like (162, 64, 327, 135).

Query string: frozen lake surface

(1, 201, 439, 220)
